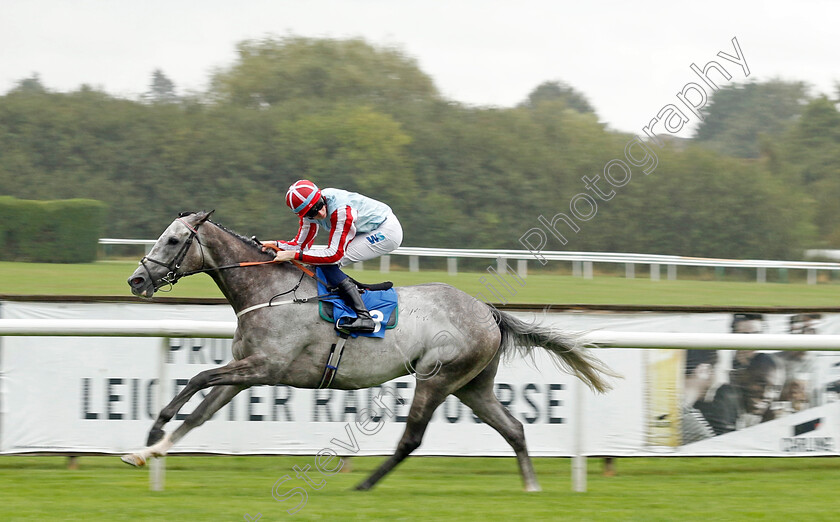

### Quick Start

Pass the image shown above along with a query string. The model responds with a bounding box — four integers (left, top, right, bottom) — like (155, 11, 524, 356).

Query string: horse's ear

(197, 209, 215, 223)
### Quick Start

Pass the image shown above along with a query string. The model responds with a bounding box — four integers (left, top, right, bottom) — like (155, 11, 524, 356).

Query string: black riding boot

(336, 278, 376, 333)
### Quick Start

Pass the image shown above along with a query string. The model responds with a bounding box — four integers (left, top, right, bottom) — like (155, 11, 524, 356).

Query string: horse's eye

(168, 237, 180, 245)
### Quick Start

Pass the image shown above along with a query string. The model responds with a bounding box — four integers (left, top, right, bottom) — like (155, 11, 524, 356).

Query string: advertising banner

(1, 301, 838, 457)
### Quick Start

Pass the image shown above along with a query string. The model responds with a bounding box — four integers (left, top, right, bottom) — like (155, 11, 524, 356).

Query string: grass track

(1, 455, 839, 520)
(2, 260, 840, 306)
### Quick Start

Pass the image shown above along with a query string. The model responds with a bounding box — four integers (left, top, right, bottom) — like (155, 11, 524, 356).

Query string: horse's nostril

(130, 277, 145, 286)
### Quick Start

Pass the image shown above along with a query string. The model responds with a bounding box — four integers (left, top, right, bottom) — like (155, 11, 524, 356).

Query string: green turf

(0, 455, 838, 520)
(1, 260, 839, 307)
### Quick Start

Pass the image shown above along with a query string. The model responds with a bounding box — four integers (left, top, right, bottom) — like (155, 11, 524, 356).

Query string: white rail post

(625, 263, 634, 279)
(409, 256, 419, 273)
(150, 337, 168, 491)
(650, 263, 660, 281)
(667, 264, 677, 281)
(447, 257, 457, 276)
(572, 376, 586, 492)
(757, 267, 766, 283)
(808, 269, 817, 285)
(517, 259, 527, 279)
(380, 255, 390, 273)
(572, 261, 582, 278)
(583, 261, 593, 280)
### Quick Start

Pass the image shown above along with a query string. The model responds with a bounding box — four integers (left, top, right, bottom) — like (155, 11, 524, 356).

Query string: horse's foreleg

(354, 385, 447, 491)
(168, 384, 247, 445)
(121, 384, 245, 467)
(146, 355, 268, 445)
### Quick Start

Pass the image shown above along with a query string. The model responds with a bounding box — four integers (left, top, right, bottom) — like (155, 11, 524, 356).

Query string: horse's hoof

(147, 428, 166, 446)
(353, 482, 371, 491)
(121, 453, 146, 467)
(524, 484, 542, 493)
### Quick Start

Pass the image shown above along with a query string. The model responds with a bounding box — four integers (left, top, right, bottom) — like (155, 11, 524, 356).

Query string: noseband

(139, 217, 205, 291)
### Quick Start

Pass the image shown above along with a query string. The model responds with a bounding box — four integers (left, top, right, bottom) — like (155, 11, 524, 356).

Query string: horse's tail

(493, 308, 620, 393)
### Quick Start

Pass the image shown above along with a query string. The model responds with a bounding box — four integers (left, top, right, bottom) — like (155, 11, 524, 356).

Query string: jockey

(263, 179, 403, 333)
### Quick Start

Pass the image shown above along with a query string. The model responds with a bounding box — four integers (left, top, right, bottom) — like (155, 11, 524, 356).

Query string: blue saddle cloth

(316, 268, 398, 338)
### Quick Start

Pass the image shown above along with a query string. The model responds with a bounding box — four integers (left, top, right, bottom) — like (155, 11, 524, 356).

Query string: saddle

(317, 277, 399, 335)
(319, 300, 398, 328)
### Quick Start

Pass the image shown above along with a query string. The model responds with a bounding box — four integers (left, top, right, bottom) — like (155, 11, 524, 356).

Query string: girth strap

(236, 298, 299, 318)
(318, 332, 350, 389)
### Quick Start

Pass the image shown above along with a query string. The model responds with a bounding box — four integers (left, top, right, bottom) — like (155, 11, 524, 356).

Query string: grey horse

(122, 211, 617, 491)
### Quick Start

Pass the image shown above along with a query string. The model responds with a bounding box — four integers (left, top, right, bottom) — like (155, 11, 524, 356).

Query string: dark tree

(519, 81, 595, 114)
(146, 69, 178, 104)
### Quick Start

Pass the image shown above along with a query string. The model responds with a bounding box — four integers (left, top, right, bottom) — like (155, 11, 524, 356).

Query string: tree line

(0, 36, 837, 260)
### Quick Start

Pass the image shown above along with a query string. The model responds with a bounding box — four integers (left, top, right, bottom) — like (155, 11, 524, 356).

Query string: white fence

(100, 239, 840, 284)
(4, 318, 840, 492)
(6, 319, 840, 350)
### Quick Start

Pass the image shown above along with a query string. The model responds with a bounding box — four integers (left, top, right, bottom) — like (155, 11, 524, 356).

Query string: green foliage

(145, 69, 178, 104)
(519, 80, 596, 114)
(209, 36, 439, 108)
(576, 145, 814, 259)
(10, 74, 48, 94)
(0, 197, 106, 262)
(0, 37, 834, 259)
(694, 80, 810, 158)
(768, 95, 840, 245)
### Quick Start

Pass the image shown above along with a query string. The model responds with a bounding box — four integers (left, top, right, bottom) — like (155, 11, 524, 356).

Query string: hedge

(0, 196, 107, 263)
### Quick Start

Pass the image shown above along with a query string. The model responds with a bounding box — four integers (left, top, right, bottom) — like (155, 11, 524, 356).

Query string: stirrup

(336, 314, 376, 333)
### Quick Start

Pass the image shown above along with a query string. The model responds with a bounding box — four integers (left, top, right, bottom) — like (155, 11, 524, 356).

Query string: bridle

(139, 217, 206, 292)
(137, 215, 326, 294)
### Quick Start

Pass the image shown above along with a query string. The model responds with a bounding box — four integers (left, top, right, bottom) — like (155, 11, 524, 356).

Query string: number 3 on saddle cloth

(315, 267, 398, 338)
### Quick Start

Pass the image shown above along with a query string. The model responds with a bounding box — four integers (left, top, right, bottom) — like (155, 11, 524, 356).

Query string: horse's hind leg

(455, 363, 541, 492)
(355, 319, 503, 491)
(121, 384, 245, 467)
(354, 381, 449, 491)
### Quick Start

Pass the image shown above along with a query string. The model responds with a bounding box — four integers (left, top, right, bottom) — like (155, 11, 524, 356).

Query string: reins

(181, 258, 314, 278)
(141, 216, 332, 313)
(225, 246, 334, 318)
(180, 256, 334, 319)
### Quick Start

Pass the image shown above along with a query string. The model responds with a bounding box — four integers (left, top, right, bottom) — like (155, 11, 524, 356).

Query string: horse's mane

(180, 211, 272, 258)
(214, 221, 269, 253)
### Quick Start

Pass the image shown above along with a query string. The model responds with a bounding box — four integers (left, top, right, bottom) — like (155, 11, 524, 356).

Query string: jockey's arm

(260, 239, 298, 252)
(262, 218, 318, 252)
(294, 206, 355, 265)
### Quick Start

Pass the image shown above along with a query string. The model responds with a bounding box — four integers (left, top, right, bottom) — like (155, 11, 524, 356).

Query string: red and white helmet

(285, 180, 322, 217)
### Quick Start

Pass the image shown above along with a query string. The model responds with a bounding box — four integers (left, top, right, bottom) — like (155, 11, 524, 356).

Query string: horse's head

(128, 210, 214, 298)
